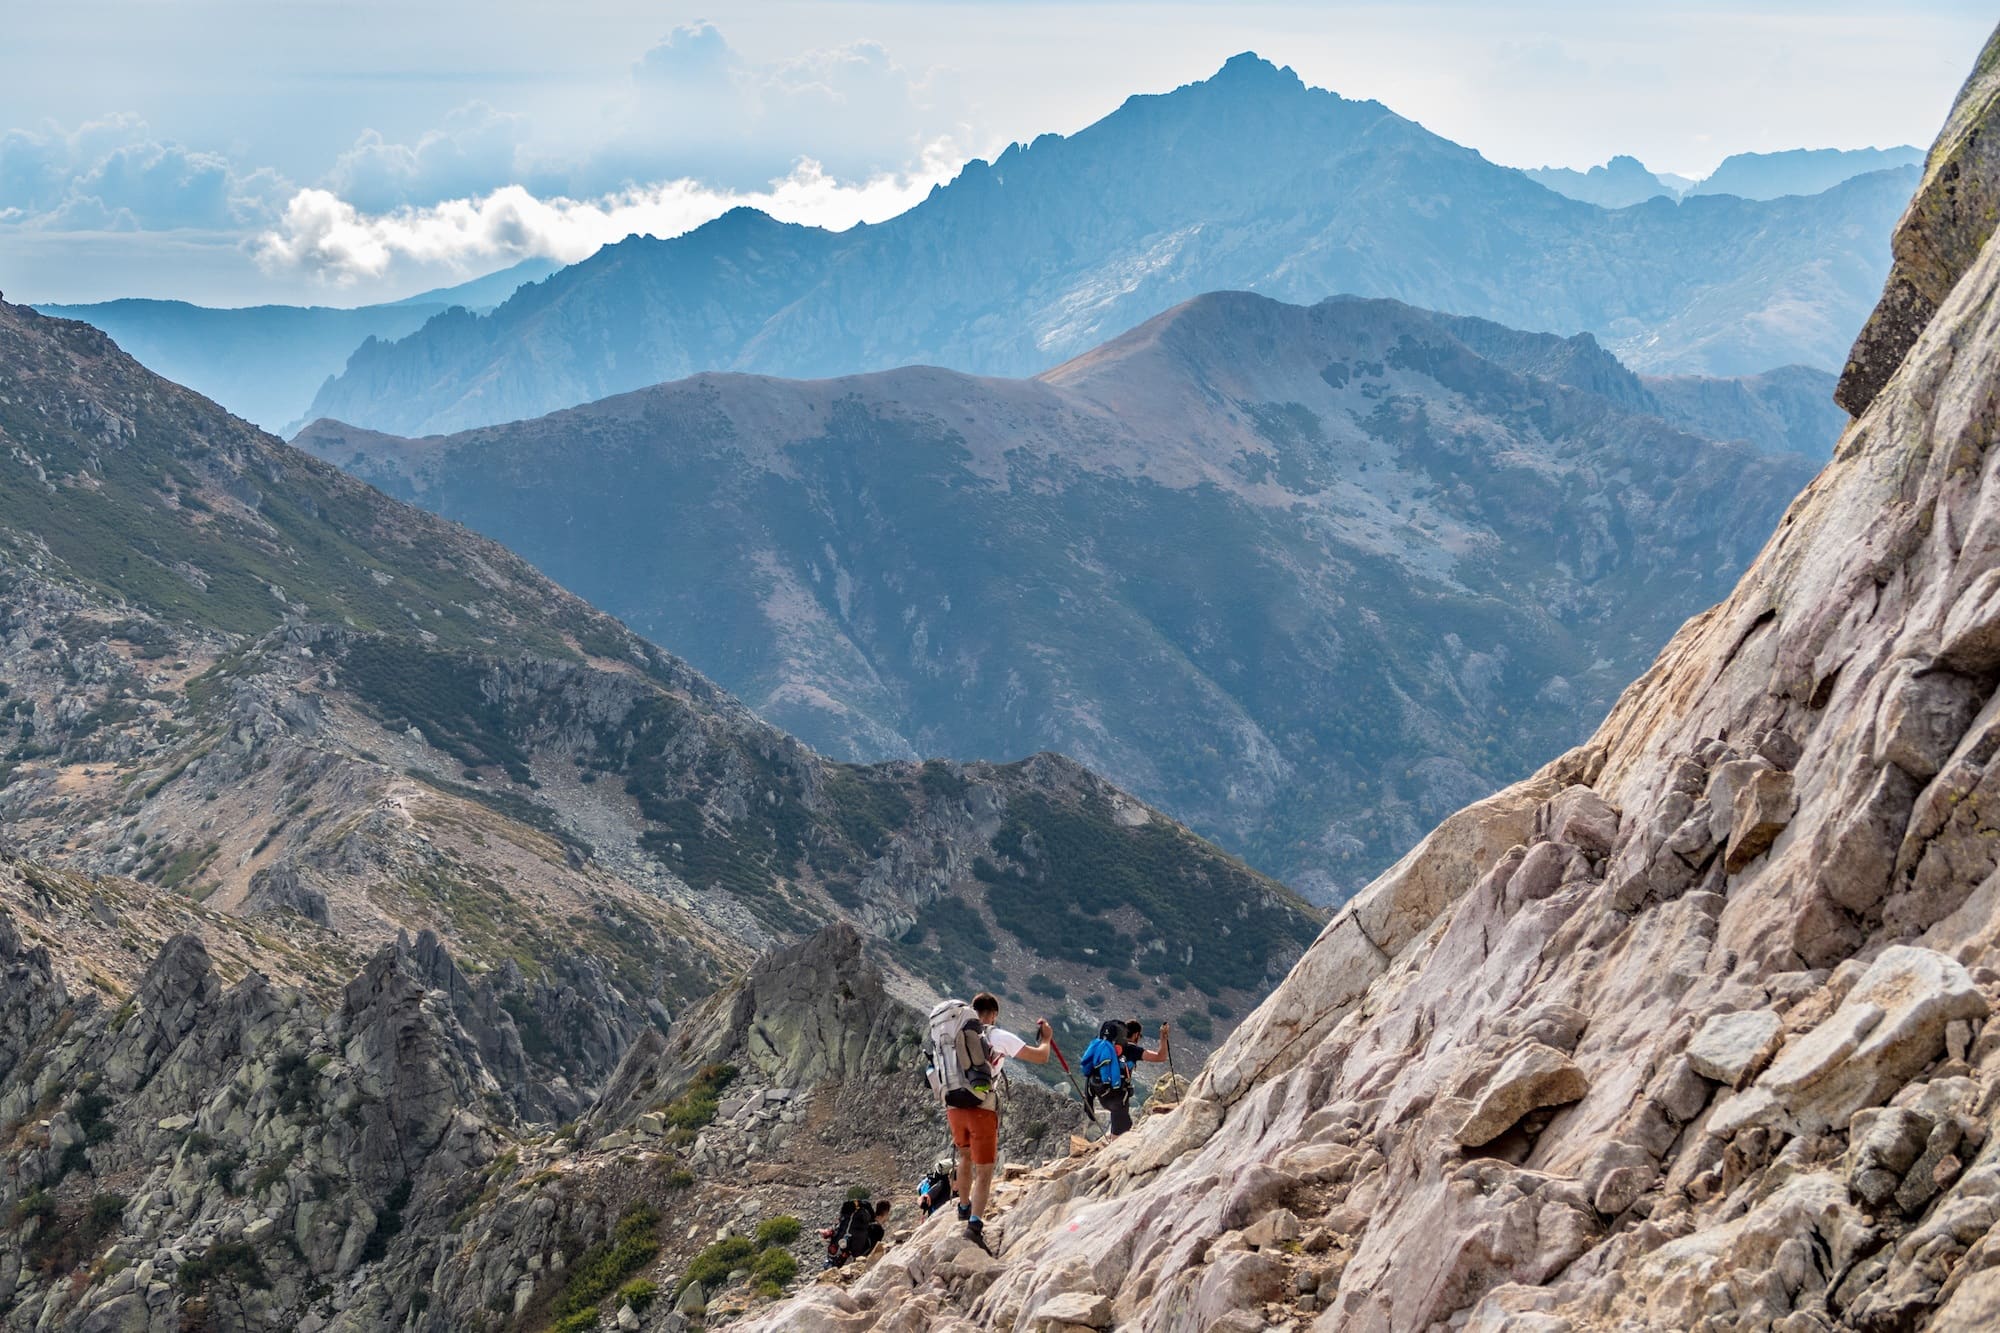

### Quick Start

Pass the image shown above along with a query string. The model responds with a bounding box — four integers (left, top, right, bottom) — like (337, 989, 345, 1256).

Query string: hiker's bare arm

(1014, 1018, 1054, 1063)
(1141, 1047, 1168, 1063)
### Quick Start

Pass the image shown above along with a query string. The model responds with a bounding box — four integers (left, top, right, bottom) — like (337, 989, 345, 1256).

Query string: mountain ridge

(298, 290, 1824, 900)
(299, 54, 1917, 437)
(35, 257, 560, 431)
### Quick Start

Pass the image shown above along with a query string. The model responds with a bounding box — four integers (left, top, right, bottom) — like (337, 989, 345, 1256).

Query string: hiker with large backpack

(1080, 1018, 1170, 1136)
(925, 990, 1052, 1245)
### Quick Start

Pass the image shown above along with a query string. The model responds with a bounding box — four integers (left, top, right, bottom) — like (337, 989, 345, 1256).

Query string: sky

(1, 1, 1990, 307)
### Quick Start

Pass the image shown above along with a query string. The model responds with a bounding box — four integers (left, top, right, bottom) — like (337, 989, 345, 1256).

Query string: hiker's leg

(1107, 1089, 1133, 1136)
(966, 1108, 999, 1216)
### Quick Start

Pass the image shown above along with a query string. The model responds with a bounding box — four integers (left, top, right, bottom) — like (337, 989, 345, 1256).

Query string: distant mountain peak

(1210, 50, 1305, 90)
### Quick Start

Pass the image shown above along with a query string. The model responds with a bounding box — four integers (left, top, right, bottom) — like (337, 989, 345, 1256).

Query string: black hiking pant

(1102, 1086, 1133, 1135)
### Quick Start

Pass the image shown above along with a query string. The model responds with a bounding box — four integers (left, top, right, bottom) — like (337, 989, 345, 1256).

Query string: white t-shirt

(986, 1026, 1027, 1071)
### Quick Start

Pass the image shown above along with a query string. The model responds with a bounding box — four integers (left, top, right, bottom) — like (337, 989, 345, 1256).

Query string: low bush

(677, 1235, 756, 1296)
(617, 1278, 658, 1311)
(751, 1245, 797, 1297)
(549, 1203, 660, 1319)
(754, 1216, 800, 1247)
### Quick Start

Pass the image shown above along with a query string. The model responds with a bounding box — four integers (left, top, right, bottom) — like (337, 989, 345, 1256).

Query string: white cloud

(251, 147, 963, 284)
(0, 115, 288, 232)
(326, 102, 532, 213)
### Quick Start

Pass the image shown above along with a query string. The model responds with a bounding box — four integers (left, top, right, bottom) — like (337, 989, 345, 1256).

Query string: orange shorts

(947, 1105, 1000, 1166)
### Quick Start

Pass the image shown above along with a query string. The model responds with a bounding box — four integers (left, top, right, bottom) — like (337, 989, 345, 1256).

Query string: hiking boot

(956, 1203, 971, 1223)
(964, 1218, 991, 1252)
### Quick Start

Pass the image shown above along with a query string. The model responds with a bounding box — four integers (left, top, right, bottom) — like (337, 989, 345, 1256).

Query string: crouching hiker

(926, 990, 1052, 1246)
(917, 1155, 956, 1218)
(822, 1198, 892, 1268)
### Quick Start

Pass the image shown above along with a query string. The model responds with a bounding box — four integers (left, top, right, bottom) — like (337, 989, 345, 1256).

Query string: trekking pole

(1045, 1028, 1098, 1124)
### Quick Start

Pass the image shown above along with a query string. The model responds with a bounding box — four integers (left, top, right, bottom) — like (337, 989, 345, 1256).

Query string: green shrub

(617, 1278, 658, 1311)
(1175, 1009, 1215, 1041)
(614, 1203, 659, 1241)
(82, 1194, 126, 1248)
(72, 1085, 115, 1144)
(178, 1241, 268, 1294)
(676, 1235, 756, 1295)
(550, 1311, 599, 1333)
(207, 1151, 245, 1194)
(659, 1063, 738, 1135)
(58, 1141, 90, 1179)
(10, 1190, 55, 1226)
(549, 1203, 660, 1318)
(754, 1216, 800, 1247)
(1026, 973, 1066, 1000)
(751, 1245, 797, 1293)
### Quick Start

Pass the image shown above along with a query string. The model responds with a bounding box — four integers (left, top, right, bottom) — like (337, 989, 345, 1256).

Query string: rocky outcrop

(590, 924, 1076, 1172)
(736, 25, 2000, 1333)
(0, 911, 514, 1332)
(1837, 25, 2000, 415)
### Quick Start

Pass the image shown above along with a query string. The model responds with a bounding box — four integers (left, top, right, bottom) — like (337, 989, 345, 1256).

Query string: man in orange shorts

(947, 991, 1053, 1244)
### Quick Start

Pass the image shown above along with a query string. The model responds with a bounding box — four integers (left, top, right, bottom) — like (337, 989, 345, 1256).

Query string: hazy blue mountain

(1690, 146, 1925, 200)
(1522, 154, 1674, 207)
(1642, 365, 1846, 460)
(297, 292, 1820, 901)
(0, 294, 1314, 1018)
(301, 55, 1916, 437)
(384, 257, 561, 308)
(37, 257, 557, 431)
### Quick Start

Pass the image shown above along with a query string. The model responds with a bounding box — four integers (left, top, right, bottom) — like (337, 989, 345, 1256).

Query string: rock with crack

(1454, 1043, 1591, 1148)
(1723, 767, 1796, 871)
(1026, 1292, 1112, 1330)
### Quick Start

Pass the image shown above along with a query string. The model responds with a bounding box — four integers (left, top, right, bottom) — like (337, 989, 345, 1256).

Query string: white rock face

(733, 25, 2000, 1333)
(1747, 946, 1988, 1133)
(1686, 1008, 1784, 1087)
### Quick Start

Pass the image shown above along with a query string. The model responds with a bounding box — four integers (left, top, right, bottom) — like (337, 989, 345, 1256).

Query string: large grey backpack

(925, 998, 994, 1110)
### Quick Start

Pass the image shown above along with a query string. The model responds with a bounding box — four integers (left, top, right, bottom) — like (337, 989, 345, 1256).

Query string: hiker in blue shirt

(1081, 1019, 1169, 1135)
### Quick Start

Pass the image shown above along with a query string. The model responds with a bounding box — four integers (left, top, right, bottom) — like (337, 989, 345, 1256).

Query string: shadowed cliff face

(731, 23, 2000, 1333)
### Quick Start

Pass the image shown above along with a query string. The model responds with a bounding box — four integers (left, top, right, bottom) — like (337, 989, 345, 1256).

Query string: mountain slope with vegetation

(0, 298, 1315, 1088)
(299, 293, 1823, 900)
(300, 55, 1915, 437)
